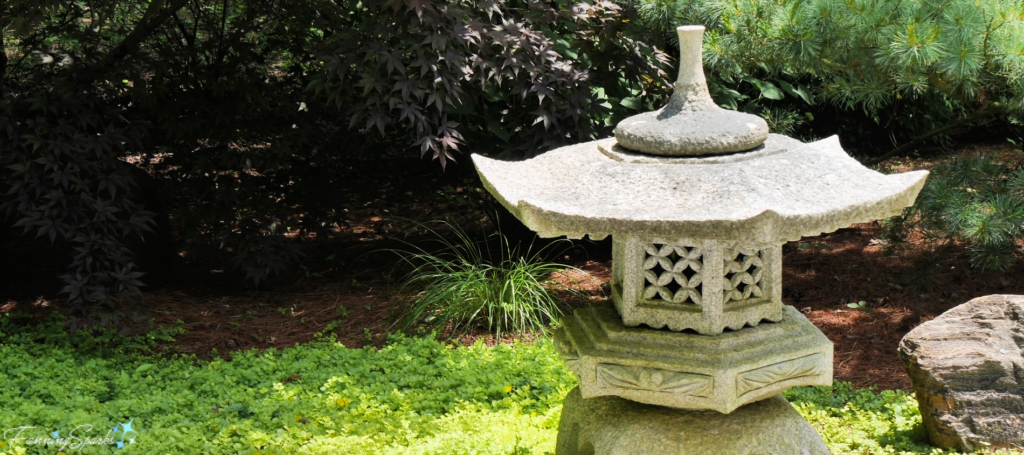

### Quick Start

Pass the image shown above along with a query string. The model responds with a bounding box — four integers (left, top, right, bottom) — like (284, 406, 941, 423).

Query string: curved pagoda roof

(473, 134, 928, 244)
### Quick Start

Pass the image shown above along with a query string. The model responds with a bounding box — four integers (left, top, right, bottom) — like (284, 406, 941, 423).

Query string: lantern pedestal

(556, 388, 829, 455)
(553, 302, 832, 413)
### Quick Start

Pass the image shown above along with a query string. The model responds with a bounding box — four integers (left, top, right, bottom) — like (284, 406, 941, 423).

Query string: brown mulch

(5, 143, 1024, 392)
(779, 222, 1024, 391)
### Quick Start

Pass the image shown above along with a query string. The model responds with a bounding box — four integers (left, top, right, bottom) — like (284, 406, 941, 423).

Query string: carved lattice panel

(641, 243, 703, 305)
(722, 247, 765, 304)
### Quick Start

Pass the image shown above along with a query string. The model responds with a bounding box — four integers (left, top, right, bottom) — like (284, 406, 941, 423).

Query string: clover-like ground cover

(0, 313, 570, 455)
(5, 312, 1021, 455)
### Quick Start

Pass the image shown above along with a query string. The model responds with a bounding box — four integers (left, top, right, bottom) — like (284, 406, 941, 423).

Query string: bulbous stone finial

(614, 26, 769, 156)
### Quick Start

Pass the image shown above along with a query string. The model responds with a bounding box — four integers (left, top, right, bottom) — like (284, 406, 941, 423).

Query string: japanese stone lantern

(473, 25, 928, 455)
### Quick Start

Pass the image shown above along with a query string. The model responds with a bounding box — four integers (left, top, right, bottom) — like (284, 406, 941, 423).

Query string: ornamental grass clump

(387, 222, 580, 338)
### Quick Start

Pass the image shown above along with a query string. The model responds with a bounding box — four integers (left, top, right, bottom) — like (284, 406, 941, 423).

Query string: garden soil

(4, 145, 1024, 392)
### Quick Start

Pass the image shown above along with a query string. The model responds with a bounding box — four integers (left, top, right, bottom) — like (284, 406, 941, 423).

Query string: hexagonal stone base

(553, 301, 832, 413)
(556, 387, 829, 455)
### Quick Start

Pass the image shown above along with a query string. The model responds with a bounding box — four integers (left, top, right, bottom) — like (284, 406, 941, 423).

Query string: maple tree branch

(83, 0, 191, 82)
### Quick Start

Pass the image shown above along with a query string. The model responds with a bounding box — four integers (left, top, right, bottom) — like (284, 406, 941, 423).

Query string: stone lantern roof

(473, 133, 927, 244)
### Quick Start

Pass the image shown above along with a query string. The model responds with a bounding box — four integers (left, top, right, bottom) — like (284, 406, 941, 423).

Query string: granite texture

(553, 301, 832, 413)
(613, 26, 769, 156)
(473, 134, 929, 244)
(556, 387, 830, 455)
(600, 133, 798, 164)
(611, 237, 783, 334)
(899, 295, 1024, 451)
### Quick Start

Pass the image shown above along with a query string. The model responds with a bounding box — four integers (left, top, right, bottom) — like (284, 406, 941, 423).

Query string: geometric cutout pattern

(722, 247, 765, 304)
(641, 243, 703, 305)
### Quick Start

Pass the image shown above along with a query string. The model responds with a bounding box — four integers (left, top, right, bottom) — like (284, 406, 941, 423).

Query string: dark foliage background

(8, 0, 1021, 331)
(1, 0, 670, 329)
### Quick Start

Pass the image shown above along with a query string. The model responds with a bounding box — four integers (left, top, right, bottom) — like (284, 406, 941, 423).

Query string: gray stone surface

(899, 294, 1024, 451)
(614, 26, 769, 156)
(554, 301, 832, 413)
(473, 134, 929, 243)
(611, 237, 783, 334)
(556, 387, 830, 455)
(600, 133, 800, 164)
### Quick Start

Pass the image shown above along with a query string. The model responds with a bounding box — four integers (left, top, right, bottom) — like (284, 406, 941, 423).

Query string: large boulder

(898, 294, 1024, 451)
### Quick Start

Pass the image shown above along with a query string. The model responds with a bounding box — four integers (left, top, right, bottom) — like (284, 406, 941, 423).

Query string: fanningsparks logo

(2, 419, 138, 452)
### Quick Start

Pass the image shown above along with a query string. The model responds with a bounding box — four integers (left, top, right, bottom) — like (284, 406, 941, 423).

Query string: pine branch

(864, 102, 1006, 166)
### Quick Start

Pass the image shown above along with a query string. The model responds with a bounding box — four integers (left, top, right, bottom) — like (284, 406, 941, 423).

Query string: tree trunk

(1, 32, 7, 100)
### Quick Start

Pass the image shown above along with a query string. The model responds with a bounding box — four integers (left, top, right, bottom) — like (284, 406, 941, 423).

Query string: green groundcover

(0, 312, 994, 455)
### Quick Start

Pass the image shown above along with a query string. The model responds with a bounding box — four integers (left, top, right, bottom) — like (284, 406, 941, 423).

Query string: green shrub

(387, 223, 579, 338)
(883, 153, 1024, 272)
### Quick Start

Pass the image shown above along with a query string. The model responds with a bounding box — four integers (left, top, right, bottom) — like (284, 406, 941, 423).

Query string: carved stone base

(553, 301, 832, 413)
(556, 387, 830, 455)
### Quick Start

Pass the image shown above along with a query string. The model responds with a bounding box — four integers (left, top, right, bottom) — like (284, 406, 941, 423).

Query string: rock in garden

(899, 294, 1024, 451)
(556, 387, 829, 455)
